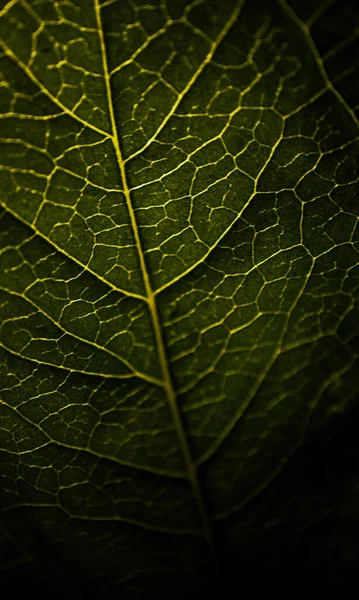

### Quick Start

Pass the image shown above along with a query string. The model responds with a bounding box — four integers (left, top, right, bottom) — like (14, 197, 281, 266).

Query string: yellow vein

(197, 256, 315, 470)
(278, 0, 359, 129)
(125, 0, 245, 164)
(94, 0, 213, 546)
(0, 42, 110, 139)
(214, 355, 356, 520)
(1, 504, 199, 536)
(155, 120, 286, 296)
(0, 398, 186, 478)
(305, 0, 335, 29)
(0, 287, 162, 386)
(0, 340, 150, 381)
(0, 0, 18, 17)
(0, 202, 147, 302)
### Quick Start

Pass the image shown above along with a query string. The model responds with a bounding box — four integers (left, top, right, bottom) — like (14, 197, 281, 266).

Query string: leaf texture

(0, 0, 359, 595)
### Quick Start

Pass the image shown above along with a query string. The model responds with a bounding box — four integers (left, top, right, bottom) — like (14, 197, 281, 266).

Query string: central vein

(93, 0, 213, 546)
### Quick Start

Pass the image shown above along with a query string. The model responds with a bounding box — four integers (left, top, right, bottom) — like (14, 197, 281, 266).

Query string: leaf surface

(1, 0, 359, 594)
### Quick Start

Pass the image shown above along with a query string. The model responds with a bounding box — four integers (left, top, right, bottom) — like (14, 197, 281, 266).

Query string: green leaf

(1, 0, 359, 595)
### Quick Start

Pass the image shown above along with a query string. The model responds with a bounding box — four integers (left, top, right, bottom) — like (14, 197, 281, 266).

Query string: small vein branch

(125, 0, 245, 163)
(0, 42, 111, 138)
(277, 0, 359, 129)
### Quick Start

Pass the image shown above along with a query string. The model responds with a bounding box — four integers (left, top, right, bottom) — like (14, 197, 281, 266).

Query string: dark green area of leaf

(0, 0, 359, 596)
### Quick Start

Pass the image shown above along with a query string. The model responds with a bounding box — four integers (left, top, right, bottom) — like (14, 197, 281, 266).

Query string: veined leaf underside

(0, 0, 359, 592)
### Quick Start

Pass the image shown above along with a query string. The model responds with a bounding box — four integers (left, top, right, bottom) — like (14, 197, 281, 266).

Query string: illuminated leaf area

(0, 0, 358, 595)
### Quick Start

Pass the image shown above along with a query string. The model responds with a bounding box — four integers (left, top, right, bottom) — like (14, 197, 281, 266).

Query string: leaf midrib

(93, 0, 213, 544)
